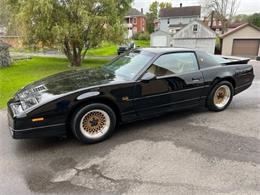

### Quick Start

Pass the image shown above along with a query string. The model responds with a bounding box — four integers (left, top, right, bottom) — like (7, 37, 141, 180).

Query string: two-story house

(151, 4, 216, 54)
(159, 4, 201, 34)
(125, 8, 146, 39)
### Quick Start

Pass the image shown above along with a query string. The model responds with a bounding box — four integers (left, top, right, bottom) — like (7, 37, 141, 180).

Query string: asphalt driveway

(0, 62, 260, 195)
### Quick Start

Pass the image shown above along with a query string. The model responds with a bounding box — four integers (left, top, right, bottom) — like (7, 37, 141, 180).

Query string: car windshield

(103, 51, 154, 80)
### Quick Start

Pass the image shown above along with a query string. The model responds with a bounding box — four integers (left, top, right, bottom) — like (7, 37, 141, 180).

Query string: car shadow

(14, 107, 205, 152)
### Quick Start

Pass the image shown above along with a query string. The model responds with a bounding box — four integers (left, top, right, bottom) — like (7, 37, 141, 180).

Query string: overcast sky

(133, 0, 260, 15)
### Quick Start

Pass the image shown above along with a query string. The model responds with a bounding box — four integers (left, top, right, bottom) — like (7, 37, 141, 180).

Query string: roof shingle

(160, 6, 201, 18)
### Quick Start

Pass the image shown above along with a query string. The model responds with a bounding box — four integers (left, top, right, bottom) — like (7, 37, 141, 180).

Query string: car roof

(138, 47, 195, 54)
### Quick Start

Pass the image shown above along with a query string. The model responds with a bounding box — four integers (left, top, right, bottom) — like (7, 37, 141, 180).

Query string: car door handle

(192, 78, 201, 82)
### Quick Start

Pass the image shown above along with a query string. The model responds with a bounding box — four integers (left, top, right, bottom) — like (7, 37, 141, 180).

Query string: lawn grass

(0, 57, 109, 109)
(86, 40, 150, 56)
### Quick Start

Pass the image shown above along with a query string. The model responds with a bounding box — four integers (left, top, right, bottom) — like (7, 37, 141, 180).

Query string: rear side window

(196, 51, 218, 69)
(147, 52, 199, 77)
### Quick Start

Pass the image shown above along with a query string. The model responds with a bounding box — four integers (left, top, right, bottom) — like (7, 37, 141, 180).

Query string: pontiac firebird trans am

(8, 48, 254, 144)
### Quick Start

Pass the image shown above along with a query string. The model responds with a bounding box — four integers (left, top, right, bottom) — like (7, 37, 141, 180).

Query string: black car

(8, 48, 254, 144)
(117, 42, 135, 55)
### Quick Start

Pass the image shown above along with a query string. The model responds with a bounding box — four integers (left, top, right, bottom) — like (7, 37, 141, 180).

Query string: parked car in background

(117, 41, 136, 55)
(8, 48, 254, 144)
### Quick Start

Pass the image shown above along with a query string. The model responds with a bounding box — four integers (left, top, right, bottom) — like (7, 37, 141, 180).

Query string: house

(151, 21, 216, 53)
(159, 4, 201, 34)
(203, 14, 245, 35)
(172, 21, 216, 54)
(124, 8, 146, 39)
(150, 30, 171, 47)
(220, 23, 260, 59)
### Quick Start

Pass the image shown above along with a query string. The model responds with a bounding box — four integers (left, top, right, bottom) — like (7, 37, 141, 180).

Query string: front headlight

(21, 97, 38, 110)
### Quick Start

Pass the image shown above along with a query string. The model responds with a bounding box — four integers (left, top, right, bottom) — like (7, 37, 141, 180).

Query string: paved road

(0, 62, 260, 195)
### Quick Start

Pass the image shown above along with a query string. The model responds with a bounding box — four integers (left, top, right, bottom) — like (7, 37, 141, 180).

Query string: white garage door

(151, 36, 168, 47)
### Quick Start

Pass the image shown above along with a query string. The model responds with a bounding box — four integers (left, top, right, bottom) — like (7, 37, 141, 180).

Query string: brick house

(125, 8, 146, 39)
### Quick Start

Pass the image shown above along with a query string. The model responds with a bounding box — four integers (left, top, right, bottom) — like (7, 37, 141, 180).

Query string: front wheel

(71, 103, 116, 144)
(207, 81, 234, 112)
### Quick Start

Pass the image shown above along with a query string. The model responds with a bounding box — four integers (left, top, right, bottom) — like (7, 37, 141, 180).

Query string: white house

(151, 21, 216, 54)
(159, 4, 201, 34)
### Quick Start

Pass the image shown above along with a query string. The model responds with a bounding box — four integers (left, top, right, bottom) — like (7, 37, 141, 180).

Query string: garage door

(232, 39, 260, 58)
(151, 36, 168, 47)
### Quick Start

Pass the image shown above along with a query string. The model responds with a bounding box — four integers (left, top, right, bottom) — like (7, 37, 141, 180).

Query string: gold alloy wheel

(80, 109, 110, 139)
(213, 85, 231, 109)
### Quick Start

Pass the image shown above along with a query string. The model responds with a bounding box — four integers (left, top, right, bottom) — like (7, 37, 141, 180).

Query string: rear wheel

(72, 103, 116, 144)
(207, 81, 234, 112)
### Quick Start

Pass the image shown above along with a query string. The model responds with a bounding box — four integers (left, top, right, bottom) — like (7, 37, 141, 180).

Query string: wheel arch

(210, 76, 236, 91)
(66, 96, 121, 131)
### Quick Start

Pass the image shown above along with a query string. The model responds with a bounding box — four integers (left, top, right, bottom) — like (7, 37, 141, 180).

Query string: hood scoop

(32, 85, 47, 93)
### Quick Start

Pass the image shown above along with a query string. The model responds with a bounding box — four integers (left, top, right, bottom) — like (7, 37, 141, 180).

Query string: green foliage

(134, 40, 150, 47)
(159, 2, 172, 9)
(247, 13, 260, 28)
(133, 32, 150, 40)
(233, 14, 249, 22)
(146, 1, 172, 33)
(8, 0, 133, 66)
(0, 57, 109, 108)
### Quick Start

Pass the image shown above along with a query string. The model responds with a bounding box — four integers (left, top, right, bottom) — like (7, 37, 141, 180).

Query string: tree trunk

(63, 39, 82, 67)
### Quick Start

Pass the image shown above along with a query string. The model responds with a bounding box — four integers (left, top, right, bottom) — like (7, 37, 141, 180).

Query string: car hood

(15, 68, 123, 109)
(29, 68, 118, 94)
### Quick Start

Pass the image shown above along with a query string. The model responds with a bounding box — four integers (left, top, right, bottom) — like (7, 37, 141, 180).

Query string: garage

(232, 39, 260, 58)
(221, 23, 260, 59)
(150, 30, 170, 47)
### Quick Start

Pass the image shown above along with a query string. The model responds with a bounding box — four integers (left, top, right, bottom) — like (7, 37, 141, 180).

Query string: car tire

(71, 103, 116, 144)
(207, 81, 234, 112)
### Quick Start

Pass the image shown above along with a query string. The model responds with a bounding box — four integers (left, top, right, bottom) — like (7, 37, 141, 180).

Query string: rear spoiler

(221, 55, 250, 65)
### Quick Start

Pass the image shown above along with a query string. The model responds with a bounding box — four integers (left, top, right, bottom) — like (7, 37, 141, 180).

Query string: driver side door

(134, 52, 204, 118)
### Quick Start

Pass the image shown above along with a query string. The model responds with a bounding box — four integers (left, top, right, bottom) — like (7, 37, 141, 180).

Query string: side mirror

(141, 72, 156, 82)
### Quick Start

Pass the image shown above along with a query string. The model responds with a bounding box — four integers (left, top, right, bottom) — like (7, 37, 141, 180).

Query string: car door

(134, 52, 204, 118)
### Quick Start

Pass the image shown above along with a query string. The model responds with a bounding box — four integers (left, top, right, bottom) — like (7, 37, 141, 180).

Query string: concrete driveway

(0, 62, 260, 195)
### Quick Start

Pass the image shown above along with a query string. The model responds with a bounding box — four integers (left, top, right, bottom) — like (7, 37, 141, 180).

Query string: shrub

(133, 32, 150, 40)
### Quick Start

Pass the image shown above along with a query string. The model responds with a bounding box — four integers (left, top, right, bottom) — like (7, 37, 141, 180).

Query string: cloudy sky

(133, 0, 260, 15)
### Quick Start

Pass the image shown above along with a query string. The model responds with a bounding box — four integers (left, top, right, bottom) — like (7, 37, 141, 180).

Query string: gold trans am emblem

(122, 96, 129, 101)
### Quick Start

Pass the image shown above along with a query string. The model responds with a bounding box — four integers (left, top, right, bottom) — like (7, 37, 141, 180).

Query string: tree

(159, 2, 172, 9)
(8, 0, 132, 66)
(146, 1, 172, 33)
(202, 0, 240, 33)
(247, 13, 260, 28)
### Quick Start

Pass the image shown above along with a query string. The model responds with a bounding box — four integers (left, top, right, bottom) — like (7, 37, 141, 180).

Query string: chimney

(210, 11, 214, 29)
(141, 8, 143, 14)
(180, 3, 182, 8)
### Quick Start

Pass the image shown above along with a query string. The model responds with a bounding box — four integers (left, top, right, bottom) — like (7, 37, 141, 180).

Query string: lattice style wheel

(207, 81, 234, 112)
(80, 109, 111, 139)
(213, 85, 231, 109)
(71, 103, 116, 144)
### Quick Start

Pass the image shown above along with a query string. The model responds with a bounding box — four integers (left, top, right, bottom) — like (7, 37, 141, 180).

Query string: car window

(147, 52, 199, 77)
(104, 51, 154, 80)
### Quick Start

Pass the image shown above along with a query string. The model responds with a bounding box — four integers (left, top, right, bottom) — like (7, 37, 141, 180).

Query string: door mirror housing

(141, 72, 156, 82)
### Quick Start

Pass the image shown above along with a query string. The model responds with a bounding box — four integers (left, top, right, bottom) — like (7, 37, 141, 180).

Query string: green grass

(0, 57, 109, 109)
(87, 40, 150, 56)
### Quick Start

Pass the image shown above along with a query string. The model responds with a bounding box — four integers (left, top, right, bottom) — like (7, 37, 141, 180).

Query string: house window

(167, 18, 170, 24)
(193, 24, 198, 32)
(133, 17, 137, 24)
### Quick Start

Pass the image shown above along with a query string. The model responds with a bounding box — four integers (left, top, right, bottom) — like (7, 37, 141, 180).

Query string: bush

(133, 32, 150, 41)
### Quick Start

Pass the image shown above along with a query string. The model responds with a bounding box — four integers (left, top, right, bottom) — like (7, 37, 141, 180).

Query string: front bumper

(7, 101, 66, 139)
